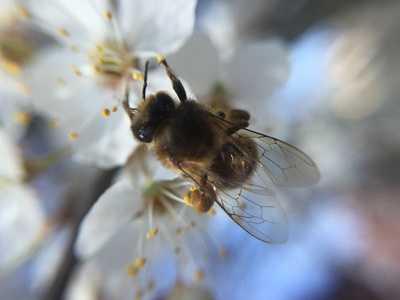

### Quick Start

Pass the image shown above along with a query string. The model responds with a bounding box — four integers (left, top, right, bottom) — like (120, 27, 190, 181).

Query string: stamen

(126, 264, 139, 277)
(133, 73, 144, 81)
(2, 60, 22, 76)
(111, 106, 117, 112)
(104, 11, 112, 21)
(15, 83, 31, 93)
(146, 227, 158, 239)
(68, 132, 78, 140)
(58, 28, 70, 38)
(48, 120, 60, 127)
(194, 270, 205, 284)
(15, 5, 30, 19)
(55, 78, 66, 86)
(101, 108, 110, 117)
(69, 46, 78, 53)
(134, 257, 147, 268)
(13, 111, 32, 124)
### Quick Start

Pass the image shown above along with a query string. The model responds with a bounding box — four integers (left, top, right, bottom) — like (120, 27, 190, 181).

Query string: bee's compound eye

(134, 125, 153, 143)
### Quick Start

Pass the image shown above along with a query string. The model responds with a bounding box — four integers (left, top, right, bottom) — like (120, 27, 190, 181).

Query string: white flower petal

(119, 0, 196, 54)
(0, 184, 45, 272)
(223, 39, 290, 101)
(75, 180, 142, 259)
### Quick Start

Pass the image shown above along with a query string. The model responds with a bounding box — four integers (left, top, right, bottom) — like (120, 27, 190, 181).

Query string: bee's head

(131, 92, 175, 143)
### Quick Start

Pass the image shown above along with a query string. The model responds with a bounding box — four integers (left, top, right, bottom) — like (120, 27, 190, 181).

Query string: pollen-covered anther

(70, 65, 81, 77)
(101, 108, 110, 117)
(13, 111, 32, 124)
(134, 257, 147, 268)
(132, 72, 144, 81)
(58, 28, 70, 38)
(55, 78, 66, 86)
(207, 208, 216, 216)
(126, 264, 139, 277)
(68, 132, 78, 140)
(48, 120, 60, 128)
(194, 270, 205, 284)
(15, 5, 30, 19)
(16, 82, 31, 93)
(104, 11, 112, 21)
(111, 106, 117, 112)
(157, 54, 166, 64)
(2, 60, 22, 76)
(146, 227, 158, 239)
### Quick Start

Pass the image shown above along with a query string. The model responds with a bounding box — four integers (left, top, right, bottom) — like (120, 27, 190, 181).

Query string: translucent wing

(178, 115, 320, 243)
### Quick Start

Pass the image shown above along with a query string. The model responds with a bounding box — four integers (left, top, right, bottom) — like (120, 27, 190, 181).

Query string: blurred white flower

(75, 146, 215, 296)
(0, 128, 45, 276)
(168, 32, 289, 133)
(23, 0, 197, 168)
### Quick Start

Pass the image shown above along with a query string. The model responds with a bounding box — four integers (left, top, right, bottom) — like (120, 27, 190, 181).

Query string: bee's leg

(157, 54, 187, 103)
(225, 109, 251, 135)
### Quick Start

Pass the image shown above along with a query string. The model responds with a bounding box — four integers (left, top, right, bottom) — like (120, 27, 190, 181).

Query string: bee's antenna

(157, 54, 187, 103)
(142, 60, 150, 101)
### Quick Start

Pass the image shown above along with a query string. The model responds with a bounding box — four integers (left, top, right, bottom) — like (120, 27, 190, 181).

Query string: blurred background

(1, 0, 400, 299)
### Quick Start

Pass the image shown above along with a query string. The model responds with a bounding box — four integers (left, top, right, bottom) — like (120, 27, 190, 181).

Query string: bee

(124, 56, 320, 243)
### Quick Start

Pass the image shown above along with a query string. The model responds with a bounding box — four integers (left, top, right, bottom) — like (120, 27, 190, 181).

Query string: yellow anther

(132, 72, 144, 81)
(48, 120, 60, 128)
(174, 247, 181, 254)
(2, 60, 22, 76)
(13, 111, 32, 124)
(219, 247, 228, 259)
(194, 270, 204, 284)
(207, 208, 216, 216)
(69, 46, 78, 53)
(104, 11, 112, 21)
(55, 78, 66, 86)
(147, 280, 155, 293)
(126, 264, 139, 277)
(111, 106, 117, 112)
(175, 228, 182, 235)
(16, 83, 31, 93)
(15, 5, 30, 19)
(101, 108, 110, 117)
(146, 227, 158, 239)
(58, 28, 70, 38)
(157, 54, 165, 63)
(68, 132, 78, 140)
(97, 57, 104, 64)
(134, 291, 142, 300)
(190, 186, 196, 192)
(134, 257, 147, 268)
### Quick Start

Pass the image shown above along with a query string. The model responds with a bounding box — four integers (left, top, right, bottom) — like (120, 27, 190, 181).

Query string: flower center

(87, 42, 135, 89)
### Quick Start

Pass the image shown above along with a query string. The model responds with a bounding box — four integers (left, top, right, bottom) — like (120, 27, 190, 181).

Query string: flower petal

(119, 0, 196, 54)
(0, 129, 25, 181)
(75, 180, 141, 259)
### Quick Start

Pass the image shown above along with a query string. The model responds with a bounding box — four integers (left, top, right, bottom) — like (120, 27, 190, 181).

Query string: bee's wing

(213, 115, 321, 188)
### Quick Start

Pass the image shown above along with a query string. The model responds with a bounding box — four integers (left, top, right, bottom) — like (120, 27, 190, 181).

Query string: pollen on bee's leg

(134, 257, 147, 268)
(101, 108, 110, 117)
(207, 208, 216, 216)
(146, 227, 158, 239)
